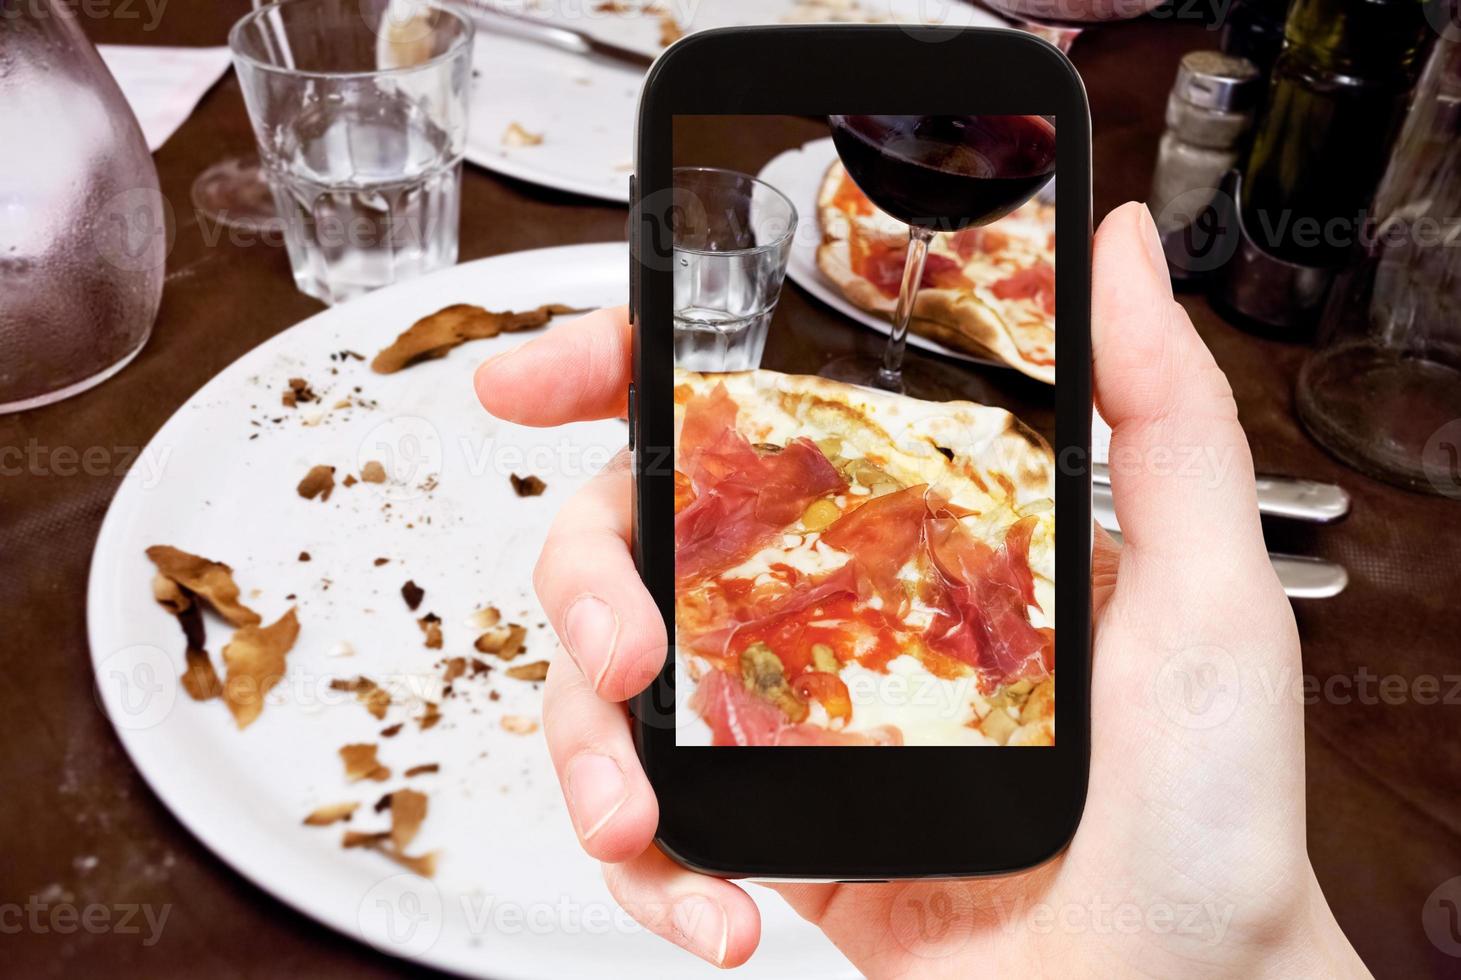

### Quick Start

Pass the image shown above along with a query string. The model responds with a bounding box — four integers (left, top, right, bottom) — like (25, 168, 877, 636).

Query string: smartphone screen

(669, 114, 1059, 749)
(633, 27, 1088, 877)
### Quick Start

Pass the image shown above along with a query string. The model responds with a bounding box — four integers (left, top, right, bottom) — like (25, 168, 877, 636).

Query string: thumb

(1091, 202, 1268, 574)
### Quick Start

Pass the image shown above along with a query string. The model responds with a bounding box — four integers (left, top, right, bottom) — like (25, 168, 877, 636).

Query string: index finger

(474, 305, 632, 426)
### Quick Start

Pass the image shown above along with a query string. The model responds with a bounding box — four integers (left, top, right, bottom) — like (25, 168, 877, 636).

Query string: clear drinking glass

(672, 168, 796, 372)
(229, 0, 474, 305)
(1296, 29, 1461, 497)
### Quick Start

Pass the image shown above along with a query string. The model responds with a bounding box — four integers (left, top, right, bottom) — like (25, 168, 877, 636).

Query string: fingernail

(1138, 203, 1174, 299)
(672, 895, 729, 966)
(563, 594, 618, 690)
(564, 752, 628, 841)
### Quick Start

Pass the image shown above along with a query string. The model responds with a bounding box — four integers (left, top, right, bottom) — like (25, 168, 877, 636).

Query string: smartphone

(629, 25, 1091, 880)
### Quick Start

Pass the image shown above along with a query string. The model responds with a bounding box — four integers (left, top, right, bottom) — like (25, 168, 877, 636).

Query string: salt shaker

(1149, 51, 1260, 282)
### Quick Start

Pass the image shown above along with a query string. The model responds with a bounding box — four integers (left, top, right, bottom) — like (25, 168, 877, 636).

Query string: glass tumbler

(229, 0, 474, 305)
(672, 168, 796, 373)
(1296, 30, 1461, 497)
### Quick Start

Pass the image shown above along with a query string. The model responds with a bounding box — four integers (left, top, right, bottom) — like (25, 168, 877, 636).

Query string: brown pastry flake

(474, 623, 528, 661)
(303, 802, 359, 826)
(297, 464, 336, 501)
(146, 545, 260, 628)
(510, 473, 547, 497)
(371, 303, 580, 374)
(380, 723, 404, 738)
(658, 13, 682, 45)
(471, 605, 501, 629)
(390, 789, 428, 851)
(221, 608, 300, 728)
(342, 473, 358, 487)
(417, 613, 443, 649)
(418, 701, 441, 731)
(181, 647, 224, 701)
(442, 658, 467, 682)
(401, 580, 424, 611)
(282, 377, 317, 408)
(298, 551, 311, 562)
(342, 829, 390, 848)
(340, 743, 392, 782)
(404, 763, 440, 777)
(360, 460, 387, 484)
(506, 660, 550, 683)
(330, 676, 392, 720)
(501, 121, 544, 147)
(501, 715, 539, 735)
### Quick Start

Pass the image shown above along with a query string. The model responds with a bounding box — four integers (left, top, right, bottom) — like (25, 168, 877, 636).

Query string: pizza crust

(815, 161, 1057, 385)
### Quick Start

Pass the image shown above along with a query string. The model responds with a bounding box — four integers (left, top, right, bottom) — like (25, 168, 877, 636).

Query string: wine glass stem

(878, 225, 934, 391)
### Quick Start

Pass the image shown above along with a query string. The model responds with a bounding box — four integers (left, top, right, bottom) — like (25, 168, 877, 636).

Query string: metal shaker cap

(1174, 51, 1261, 112)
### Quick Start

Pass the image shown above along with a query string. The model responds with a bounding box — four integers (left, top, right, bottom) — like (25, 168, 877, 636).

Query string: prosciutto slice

(691, 670, 903, 746)
(922, 515, 1052, 689)
(675, 384, 844, 584)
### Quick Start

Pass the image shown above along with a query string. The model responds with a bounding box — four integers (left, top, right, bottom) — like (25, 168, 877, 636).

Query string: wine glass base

(191, 156, 283, 233)
(817, 354, 975, 401)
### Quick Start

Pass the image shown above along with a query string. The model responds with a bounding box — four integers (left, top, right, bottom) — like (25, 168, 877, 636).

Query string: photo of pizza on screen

(672, 113, 1058, 747)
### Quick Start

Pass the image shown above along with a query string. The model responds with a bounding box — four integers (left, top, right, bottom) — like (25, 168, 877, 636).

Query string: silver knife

(452, 1, 657, 70)
(1091, 461, 1350, 524)
(1092, 489, 1348, 599)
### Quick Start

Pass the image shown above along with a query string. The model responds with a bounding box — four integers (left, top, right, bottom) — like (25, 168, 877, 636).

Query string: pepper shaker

(1148, 51, 1260, 283)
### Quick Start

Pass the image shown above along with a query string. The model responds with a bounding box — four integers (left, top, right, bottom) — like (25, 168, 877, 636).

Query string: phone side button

(626, 382, 636, 452)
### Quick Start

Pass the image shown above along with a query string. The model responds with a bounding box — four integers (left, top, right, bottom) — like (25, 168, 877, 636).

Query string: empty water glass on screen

(672, 168, 796, 372)
(229, 0, 473, 305)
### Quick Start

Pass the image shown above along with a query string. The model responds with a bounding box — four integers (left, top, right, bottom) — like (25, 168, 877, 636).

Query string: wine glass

(821, 115, 1056, 394)
(191, 0, 279, 233)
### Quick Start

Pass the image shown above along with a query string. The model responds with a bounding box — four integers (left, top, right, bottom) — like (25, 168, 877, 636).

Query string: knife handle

(1091, 462, 1350, 524)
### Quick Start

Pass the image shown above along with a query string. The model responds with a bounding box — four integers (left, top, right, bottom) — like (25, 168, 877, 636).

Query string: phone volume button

(627, 382, 637, 452)
(628, 174, 639, 324)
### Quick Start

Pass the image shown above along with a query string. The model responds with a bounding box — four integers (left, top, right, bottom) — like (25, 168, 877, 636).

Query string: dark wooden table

(3, 7, 1458, 977)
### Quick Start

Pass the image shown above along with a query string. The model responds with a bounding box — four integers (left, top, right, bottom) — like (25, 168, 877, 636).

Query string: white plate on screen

(86, 242, 857, 980)
(758, 136, 1011, 369)
(464, 0, 1007, 203)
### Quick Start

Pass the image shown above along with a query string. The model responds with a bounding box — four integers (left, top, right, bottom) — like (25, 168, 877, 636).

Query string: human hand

(474, 203, 1370, 977)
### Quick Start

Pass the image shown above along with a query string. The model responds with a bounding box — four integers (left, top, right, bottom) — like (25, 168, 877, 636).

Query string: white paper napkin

(98, 44, 232, 152)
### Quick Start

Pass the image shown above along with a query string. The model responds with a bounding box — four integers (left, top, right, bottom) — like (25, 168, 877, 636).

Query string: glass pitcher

(1296, 27, 1461, 497)
(0, 0, 167, 412)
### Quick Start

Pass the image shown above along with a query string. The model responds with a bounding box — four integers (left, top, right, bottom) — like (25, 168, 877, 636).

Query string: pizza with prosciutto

(674, 369, 1056, 747)
(816, 159, 1057, 384)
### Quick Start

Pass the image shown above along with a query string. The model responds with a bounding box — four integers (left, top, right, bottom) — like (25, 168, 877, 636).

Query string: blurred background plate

(86, 242, 857, 980)
(759, 136, 1012, 370)
(463, 0, 1006, 202)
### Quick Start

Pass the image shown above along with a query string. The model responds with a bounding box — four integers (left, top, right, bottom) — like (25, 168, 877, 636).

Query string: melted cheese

(838, 656, 997, 746)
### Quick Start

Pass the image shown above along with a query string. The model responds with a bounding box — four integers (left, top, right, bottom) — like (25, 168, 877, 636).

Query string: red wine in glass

(824, 114, 1055, 392)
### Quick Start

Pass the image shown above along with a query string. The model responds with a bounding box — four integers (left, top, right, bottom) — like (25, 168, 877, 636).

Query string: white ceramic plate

(87, 242, 856, 980)
(464, 0, 1006, 203)
(759, 136, 1007, 368)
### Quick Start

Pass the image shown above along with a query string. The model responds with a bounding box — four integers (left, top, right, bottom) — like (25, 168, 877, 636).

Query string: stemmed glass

(191, 0, 278, 232)
(820, 115, 1056, 393)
